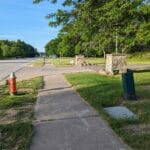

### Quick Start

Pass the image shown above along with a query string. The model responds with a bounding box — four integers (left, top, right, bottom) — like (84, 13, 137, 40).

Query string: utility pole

(59, 51, 62, 64)
(116, 34, 118, 54)
(115, 28, 118, 54)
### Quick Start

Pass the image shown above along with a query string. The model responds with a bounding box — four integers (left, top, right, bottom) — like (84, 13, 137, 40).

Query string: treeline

(35, 0, 150, 57)
(0, 40, 39, 58)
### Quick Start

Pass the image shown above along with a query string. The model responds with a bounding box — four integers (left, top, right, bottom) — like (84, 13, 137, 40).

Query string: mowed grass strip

(127, 51, 150, 65)
(50, 57, 105, 67)
(65, 72, 150, 150)
(0, 77, 43, 150)
(49, 57, 74, 67)
(32, 59, 45, 67)
(85, 57, 105, 64)
(49, 51, 150, 67)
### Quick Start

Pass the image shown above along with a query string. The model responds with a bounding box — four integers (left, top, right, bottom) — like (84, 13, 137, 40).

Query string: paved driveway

(0, 58, 36, 81)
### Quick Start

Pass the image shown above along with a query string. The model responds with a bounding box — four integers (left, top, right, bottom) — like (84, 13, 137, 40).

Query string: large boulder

(75, 55, 84, 66)
(105, 54, 127, 75)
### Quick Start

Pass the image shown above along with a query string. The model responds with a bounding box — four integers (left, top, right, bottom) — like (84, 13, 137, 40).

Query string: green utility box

(122, 69, 137, 100)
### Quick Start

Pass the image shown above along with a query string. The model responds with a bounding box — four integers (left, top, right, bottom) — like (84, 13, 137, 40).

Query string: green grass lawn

(85, 57, 105, 64)
(127, 51, 150, 65)
(49, 57, 105, 67)
(32, 59, 45, 67)
(49, 57, 74, 67)
(65, 72, 150, 150)
(127, 58, 150, 65)
(49, 51, 150, 67)
(0, 77, 43, 150)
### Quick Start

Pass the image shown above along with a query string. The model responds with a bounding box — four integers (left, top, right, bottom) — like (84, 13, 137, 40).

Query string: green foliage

(0, 40, 39, 59)
(36, 0, 150, 56)
(45, 37, 61, 56)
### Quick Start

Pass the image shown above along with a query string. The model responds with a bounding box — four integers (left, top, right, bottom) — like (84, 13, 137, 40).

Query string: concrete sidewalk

(29, 74, 128, 150)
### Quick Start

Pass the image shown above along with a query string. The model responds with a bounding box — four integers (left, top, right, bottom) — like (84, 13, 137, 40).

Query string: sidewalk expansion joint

(33, 114, 99, 125)
(39, 86, 72, 93)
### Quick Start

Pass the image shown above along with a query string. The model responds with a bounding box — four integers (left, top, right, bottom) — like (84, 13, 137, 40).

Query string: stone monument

(75, 55, 84, 66)
(105, 54, 127, 75)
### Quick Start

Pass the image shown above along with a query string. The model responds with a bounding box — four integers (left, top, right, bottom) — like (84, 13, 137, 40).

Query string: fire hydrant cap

(10, 72, 16, 78)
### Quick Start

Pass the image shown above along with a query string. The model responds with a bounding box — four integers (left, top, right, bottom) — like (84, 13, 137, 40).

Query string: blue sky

(0, 0, 63, 52)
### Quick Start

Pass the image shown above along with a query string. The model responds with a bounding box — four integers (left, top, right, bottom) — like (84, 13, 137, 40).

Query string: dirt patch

(0, 109, 18, 124)
(17, 107, 33, 122)
(123, 124, 150, 134)
(0, 105, 33, 125)
(17, 88, 34, 94)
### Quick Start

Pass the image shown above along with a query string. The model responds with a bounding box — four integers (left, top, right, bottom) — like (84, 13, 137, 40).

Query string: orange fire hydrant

(6, 72, 17, 95)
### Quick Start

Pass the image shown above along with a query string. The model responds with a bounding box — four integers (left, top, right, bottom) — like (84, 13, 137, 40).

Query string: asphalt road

(0, 58, 36, 81)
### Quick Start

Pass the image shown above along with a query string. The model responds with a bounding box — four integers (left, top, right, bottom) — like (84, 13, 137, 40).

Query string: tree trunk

(102, 49, 106, 59)
(98, 43, 106, 59)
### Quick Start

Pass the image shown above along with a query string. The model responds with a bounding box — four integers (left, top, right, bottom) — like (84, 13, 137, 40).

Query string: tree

(0, 40, 38, 58)
(1, 44, 10, 58)
(45, 37, 61, 56)
(0, 47, 3, 58)
(35, 0, 150, 56)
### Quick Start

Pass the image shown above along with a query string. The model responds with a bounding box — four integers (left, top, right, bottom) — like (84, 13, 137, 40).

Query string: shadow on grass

(77, 83, 122, 109)
(0, 122, 32, 150)
(65, 72, 150, 150)
(0, 77, 43, 150)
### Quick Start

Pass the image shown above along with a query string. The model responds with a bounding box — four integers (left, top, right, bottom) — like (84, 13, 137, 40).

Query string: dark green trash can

(122, 69, 137, 100)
